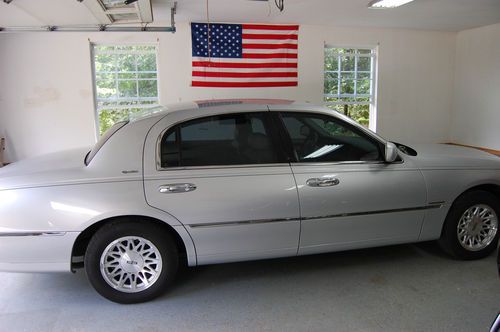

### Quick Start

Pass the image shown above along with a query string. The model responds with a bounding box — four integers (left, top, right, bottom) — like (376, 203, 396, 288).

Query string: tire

(439, 190, 499, 260)
(84, 221, 178, 304)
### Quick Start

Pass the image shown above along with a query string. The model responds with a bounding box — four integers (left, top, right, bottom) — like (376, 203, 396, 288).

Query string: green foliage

(98, 109, 127, 135)
(327, 104, 370, 128)
(98, 107, 151, 135)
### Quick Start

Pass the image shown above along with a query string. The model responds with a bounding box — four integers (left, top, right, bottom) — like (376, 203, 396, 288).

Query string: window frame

(91, 43, 160, 139)
(323, 45, 378, 131)
(274, 111, 387, 165)
(156, 112, 289, 171)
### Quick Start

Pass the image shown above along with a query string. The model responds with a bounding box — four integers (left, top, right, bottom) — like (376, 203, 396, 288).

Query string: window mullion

(135, 54, 139, 120)
(114, 52, 119, 103)
(337, 53, 341, 98)
(354, 51, 358, 99)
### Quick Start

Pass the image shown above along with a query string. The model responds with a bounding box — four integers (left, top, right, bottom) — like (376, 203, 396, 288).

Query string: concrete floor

(0, 243, 498, 332)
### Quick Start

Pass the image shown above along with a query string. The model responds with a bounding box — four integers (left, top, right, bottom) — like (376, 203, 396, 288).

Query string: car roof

(129, 99, 329, 123)
(126, 98, 388, 144)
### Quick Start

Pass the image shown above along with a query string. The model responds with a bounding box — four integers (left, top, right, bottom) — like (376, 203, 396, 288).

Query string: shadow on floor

(170, 242, 451, 296)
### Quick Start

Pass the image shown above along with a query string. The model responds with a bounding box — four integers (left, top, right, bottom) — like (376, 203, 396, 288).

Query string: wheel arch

(439, 183, 500, 236)
(458, 183, 500, 201)
(437, 183, 500, 259)
(71, 215, 197, 271)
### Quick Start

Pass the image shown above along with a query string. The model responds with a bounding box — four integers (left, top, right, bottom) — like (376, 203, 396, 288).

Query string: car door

(143, 109, 300, 265)
(271, 109, 428, 255)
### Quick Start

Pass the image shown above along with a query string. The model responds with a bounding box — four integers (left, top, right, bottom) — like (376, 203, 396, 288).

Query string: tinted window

(280, 112, 381, 162)
(160, 113, 282, 167)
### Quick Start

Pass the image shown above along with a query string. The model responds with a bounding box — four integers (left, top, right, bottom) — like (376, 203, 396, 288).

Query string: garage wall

(450, 23, 500, 151)
(0, 23, 455, 162)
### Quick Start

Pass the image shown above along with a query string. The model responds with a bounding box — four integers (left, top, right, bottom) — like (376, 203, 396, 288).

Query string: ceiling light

(368, 0, 415, 8)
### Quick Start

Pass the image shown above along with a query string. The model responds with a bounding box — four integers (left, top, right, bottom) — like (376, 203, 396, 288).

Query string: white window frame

(323, 44, 378, 131)
(91, 43, 160, 138)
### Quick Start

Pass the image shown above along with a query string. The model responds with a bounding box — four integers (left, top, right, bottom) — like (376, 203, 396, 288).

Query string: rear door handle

(306, 177, 340, 187)
(159, 183, 197, 193)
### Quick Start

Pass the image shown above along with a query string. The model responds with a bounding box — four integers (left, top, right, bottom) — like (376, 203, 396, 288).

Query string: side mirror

(384, 142, 398, 163)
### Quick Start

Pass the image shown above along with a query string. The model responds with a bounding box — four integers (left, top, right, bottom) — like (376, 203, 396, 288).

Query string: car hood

(0, 147, 90, 190)
(407, 143, 500, 170)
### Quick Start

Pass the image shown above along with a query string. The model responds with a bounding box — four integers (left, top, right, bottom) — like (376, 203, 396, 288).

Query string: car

(0, 99, 499, 303)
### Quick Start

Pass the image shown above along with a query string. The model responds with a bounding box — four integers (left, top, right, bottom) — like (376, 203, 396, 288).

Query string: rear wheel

(439, 190, 499, 260)
(84, 221, 178, 304)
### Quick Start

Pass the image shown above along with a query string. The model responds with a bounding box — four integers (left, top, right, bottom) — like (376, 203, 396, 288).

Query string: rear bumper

(0, 231, 80, 272)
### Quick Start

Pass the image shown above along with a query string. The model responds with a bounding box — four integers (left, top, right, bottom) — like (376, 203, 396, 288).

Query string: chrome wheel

(457, 204, 498, 251)
(100, 236, 163, 293)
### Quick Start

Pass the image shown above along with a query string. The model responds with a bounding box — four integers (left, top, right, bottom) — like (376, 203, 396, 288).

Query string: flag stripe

(243, 43, 298, 49)
(242, 33, 298, 40)
(193, 71, 297, 78)
(241, 48, 297, 54)
(192, 81, 298, 88)
(193, 57, 297, 64)
(243, 30, 298, 35)
(243, 53, 298, 59)
(242, 38, 298, 44)
(193, 76, 297, 82)
(192, 61, 297, 68)
(193, 76, 298, 83)
(193, 67, 297, 73)
(193, 66, 296, 73)
(242, 24, 299, 30)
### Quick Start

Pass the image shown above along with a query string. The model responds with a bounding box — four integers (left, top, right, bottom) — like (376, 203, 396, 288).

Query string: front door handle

(159, 183, 197, 193)
(306, 177, 340, 187)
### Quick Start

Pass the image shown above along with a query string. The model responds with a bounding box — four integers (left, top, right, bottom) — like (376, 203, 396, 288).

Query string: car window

(160, 112, 282, 168)
(280, 112, 382, 162)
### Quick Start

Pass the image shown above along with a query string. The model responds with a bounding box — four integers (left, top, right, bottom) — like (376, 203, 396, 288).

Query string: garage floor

(0, 243, 498, 332)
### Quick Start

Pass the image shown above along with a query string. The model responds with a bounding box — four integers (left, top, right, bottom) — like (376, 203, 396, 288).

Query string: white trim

(325, 101, 371, 106)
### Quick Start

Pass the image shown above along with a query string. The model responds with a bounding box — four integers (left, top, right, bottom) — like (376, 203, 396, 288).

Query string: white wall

(450, 23, 500, 151)
(0, 23, 456, 162)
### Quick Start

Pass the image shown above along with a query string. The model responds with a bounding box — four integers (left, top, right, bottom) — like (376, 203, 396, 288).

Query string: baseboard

(446, 142, 500, 156)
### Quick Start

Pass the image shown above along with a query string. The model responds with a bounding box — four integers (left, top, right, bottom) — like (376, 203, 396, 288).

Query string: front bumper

(0, 231, 80, 272)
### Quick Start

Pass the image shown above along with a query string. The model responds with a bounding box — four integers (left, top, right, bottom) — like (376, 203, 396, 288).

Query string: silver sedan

(0, 100, 499, 303)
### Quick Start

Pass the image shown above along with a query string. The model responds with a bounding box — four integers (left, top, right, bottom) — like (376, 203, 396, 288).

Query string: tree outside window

(324, 47, 377, 130)
(92, 44, 159, 136)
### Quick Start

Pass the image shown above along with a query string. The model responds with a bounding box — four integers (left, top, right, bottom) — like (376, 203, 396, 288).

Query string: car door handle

(306, 177, 340, 187)
(159, 183, 197, 193)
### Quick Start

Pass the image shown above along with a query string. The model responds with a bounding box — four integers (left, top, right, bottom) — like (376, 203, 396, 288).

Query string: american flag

(191, 22, 299, 88)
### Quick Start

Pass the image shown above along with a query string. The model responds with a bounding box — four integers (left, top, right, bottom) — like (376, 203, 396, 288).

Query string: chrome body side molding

(302, 203, 444, 221)
(188, 217, 301, 228)
(186, 204, 443, 229)
(0, 231, 66, 237)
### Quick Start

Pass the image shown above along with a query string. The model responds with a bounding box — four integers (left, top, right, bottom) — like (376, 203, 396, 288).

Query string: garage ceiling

(173, 0, 500, 32)
(0, 0, 499, 31)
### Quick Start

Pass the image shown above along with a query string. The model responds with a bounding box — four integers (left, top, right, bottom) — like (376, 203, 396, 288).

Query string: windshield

(85, 121, 128, 166)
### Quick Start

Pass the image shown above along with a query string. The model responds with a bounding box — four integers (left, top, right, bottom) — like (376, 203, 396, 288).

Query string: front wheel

(439, 190, 499, 260)
(85, 221, 178, 304)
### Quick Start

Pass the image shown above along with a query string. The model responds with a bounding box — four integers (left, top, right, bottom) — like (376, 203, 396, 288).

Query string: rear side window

(160, 112, 283, 168)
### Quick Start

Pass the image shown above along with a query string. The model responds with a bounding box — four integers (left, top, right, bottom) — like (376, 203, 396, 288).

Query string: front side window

(160, 113, 282, 168)
(324, 46, 377, 130)
(92, 44, 159, 136)
(280, 112, 382, 163)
